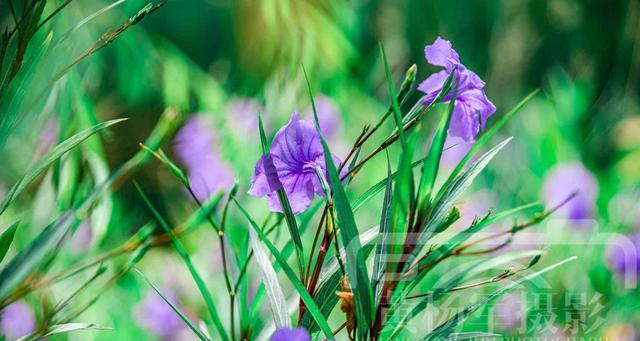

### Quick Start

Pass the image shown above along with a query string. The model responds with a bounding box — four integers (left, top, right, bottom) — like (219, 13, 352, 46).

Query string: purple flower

(249, 113, 344, 215)
(70, 220, 93, 252)
(270, 327, 311, 341)
(303, 95, 342, 140)
(36, 117, 60, 158)
(606, 233, 640, 282)
(542, 162, 599, 220)
(494, 292, 525, 330)
(418, 37, 496, 142)
(135, 289, 186, 340)
(227, 98, 264, 135)
(174, 115, 235, 202)
(0, 301, 35, 339)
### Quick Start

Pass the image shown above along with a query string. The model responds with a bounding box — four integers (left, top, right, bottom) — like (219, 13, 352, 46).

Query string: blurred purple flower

(606, 233, 640, 281)
(71, 220, 93, 252)
(249, 113, 344, 215)
(136, 289, 186, 340)
(227, 98, 264, 135)
(494, 292, 525, 330)
(542, 162, 599, 220)
(36, 117, 60, 158)
(456, 190, 495, 228)
(270, 327, 310, 341)
(0, 301, 35, 339)
(441, 136, 473, 168)
(174, 115, 235, 202)
(418, 37, 496, 142)
(303, 95, 342, 139)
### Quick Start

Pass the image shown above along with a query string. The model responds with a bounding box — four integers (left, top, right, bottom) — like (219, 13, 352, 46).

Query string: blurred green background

(0, 0, 639, 340)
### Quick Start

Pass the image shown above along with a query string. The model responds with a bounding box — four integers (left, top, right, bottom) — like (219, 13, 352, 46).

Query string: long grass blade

(0, 221, 19, 263)
(234, 200, 335, 340)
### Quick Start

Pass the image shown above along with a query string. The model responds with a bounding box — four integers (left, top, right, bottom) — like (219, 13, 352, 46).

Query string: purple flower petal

(270, 327, 311, 341)
(542, 162, 599, 221)
(0, 301, 35, 339)
(249, 113, 344, 215)
(174, 115, 235, 201)
(136, 289, 186, 340)
(425, 37, 460, 70)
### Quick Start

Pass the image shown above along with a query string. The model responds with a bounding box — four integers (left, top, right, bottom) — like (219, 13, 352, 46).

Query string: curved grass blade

(422, 256, 577, 341)
(135, 268, 211, 341)
(305, 67, 374, 337)
(384, 250, 544, 339)
(0, 221, 19, 263)
(0, 212, 77, 300)
(234, 200, 335, 340)
(436, 90, 539, 201)
(17, 323, 111, 341)
(249, 228, 290, 329)
(0, 118, 128, 216)
(135, 184, 229, 341)
(371, 154, 393, 307)
(379, 43, 405, 146)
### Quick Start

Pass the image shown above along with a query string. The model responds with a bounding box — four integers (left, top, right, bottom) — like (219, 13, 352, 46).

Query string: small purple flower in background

(270, 327, 311, 341)
(606, 233, 640, 284)
(542, 162, 599, 221)
(418, 37, 496, 142)
(0, 301, 35, 339)
(441, 135, 473, 168)
(494, 292, 525, 331)
(227, 98, 264, 135)
(136, 289, 186, 340)
(71, 220, 93, 252)
(455, 190, 495, 228)
(36, 116, 60, 158)
(174, 115, 235, 202)
(303, 95, 342, 140)
(249, 113, 345, 215)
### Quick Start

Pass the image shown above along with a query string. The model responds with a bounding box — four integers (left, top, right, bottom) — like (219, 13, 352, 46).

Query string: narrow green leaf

(304, 68, 374, 336)
(438, 90, 539, 199)
(422, 256, 577, 341)
(0, 212, 77, 300)
(0, 118, 128, 216)
(17, 323, 111, 341)
(446, 332, 501, 340)
(416, 82, 458, 212)
(234, 200, 335, 340)
(249, 228, 290, 329)
(135, 268, 211, 341)
(379, 42, 406, 146)
(135, 184, 229, 341)
(372, 154, 393, 307)
(0, 222, 19, 263)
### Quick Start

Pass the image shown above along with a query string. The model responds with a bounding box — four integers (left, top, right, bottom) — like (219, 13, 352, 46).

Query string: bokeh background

(0, 0, 639, 339)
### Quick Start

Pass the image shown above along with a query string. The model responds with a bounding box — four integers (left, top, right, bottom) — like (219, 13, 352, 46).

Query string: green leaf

(135, 184, 229, 341)
(234, 200, 335, 340)
(249, 228, 290, 329)
(0, 118, 128, 216)
(371, 154, 393, 307)
(257, 114, 305, 277)
(305, 68, 374, 337)
(446, 332, 501, 340)
(412, 138, 513, 263)
(379, 42, 406, 146)
(384, 250, 544, 339)
(17, 323, 111, 341)
(135, 269, 211, 341)
(139, 144, 189, 186)
(0, 222, 19, 263)
(416, 82, 458, 213)
(438, 90, 539, 198)
(422, 257, 577, 341)
(0, 212, 77, 300)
